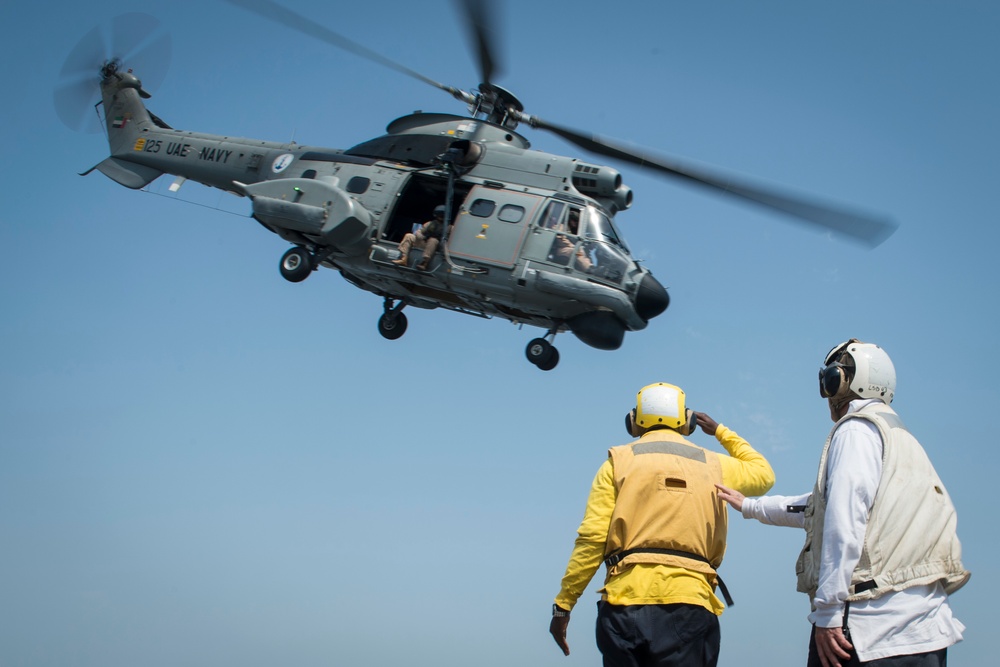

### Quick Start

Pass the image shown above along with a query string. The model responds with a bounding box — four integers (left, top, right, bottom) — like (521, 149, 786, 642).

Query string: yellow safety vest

(605, 431, 727, 583)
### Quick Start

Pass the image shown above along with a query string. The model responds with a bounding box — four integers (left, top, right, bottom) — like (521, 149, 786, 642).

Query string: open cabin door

(447, 186, 544, 268)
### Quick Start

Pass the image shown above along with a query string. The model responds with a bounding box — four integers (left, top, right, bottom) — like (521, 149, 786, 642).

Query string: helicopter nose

(635, 273, 669, 322)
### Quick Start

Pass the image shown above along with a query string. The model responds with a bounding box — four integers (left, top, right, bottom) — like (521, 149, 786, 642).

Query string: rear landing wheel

(378, 312, 408, 340)
(526, 338, 558, 369)
(279, 247, 314, 283)
(536, 347, 560, 371)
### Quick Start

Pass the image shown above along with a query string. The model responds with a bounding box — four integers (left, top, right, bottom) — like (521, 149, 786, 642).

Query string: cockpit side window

(547, 205, 592, 271)
(567, 207, 582, 236)
(540, 201, 566, 229)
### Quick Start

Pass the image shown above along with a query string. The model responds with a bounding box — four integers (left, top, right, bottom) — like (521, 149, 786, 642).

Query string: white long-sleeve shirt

(741, 399, 964, 661)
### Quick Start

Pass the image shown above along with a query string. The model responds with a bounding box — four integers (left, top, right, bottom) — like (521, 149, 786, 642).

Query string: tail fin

(100, 67, 159, 155)
(83, 66, 165, 188)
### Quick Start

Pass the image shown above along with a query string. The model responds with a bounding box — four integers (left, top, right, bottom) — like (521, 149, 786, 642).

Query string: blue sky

(1, 1, 996, 665)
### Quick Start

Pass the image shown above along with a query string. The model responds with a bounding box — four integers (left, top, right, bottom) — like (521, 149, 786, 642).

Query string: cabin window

(469, 198, 496, 218)
(498, 204, 525, 224)
(301, 169, 317, 179)
(346, 176, 371, 194)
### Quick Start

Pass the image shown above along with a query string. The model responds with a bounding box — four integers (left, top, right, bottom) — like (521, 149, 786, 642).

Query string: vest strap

(852, 579, 878, 595)
(603, 548, 735, 606)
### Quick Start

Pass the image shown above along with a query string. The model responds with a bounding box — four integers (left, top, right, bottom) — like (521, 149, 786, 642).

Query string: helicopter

(56, 1, 896, 370)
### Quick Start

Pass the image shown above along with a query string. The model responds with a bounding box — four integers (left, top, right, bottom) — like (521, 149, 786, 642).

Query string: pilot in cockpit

(550, 207, 593, 272)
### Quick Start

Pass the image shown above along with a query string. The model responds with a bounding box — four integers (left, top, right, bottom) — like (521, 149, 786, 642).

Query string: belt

(604, 548, 734, 606)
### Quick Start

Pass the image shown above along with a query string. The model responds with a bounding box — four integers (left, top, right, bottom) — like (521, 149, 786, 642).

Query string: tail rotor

(53, 13, 172, 133)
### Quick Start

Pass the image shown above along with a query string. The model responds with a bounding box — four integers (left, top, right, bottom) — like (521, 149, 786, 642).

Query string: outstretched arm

(716, 484, 810, 528)
(715, 484, 745, 511)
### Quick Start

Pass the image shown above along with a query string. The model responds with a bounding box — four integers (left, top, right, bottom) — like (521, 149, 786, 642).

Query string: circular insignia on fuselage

(272, 153, 294, 173)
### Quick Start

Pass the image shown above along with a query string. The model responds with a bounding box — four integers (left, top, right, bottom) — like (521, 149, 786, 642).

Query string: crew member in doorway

(394, 205, 446, 271)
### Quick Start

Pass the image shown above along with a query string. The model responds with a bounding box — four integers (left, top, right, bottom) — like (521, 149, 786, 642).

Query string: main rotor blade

(225, 0, 460, 96)
(532, 117, 898, 247)
(455, 0, 501, 86)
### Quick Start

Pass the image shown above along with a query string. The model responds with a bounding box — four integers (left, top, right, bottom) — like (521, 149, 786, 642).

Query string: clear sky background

(1, 1, 996, 665)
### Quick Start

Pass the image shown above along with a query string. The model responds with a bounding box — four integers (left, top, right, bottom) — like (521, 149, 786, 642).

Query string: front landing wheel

(378, 312, 408, 340)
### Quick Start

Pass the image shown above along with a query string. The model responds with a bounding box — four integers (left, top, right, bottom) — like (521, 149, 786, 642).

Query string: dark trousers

(807, 625, 947, 666)
(596, 601, 720, 667)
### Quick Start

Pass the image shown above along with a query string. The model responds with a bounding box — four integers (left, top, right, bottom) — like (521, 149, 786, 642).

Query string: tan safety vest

(604, 431, 727, 581)
(796, 402, 970, 601)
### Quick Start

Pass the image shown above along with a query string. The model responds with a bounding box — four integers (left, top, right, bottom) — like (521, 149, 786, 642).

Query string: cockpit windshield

(581, 207, 629, 252)
(535, 201, 633, 285)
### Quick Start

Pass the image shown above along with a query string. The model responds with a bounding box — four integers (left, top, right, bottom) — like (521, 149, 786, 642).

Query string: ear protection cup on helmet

(819, 363, 849, 398)
(625, 409, 641, 437)
(820, 338, 863, 400)
(628, 407, 697, 436)
(681, 408, 697, 436)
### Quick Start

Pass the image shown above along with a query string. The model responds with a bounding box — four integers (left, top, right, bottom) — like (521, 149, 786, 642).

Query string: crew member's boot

(416, 238, 439, 271)
(393, 234, 415, 266)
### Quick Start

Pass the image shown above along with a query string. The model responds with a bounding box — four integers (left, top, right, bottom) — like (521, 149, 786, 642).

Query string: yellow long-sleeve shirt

(554, 425, 774, 615)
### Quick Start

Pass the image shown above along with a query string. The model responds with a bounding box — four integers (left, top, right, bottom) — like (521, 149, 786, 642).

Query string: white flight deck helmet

(819, 339, 896, 404)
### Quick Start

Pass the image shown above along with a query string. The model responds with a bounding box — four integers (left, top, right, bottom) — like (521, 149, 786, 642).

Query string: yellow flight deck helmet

(635, 382, 689, 430)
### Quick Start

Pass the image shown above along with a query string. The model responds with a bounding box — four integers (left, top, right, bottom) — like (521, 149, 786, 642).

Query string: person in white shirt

(717, 339, 969, 667)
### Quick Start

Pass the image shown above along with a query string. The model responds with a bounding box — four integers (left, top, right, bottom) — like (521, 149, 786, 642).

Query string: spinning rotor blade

(530, 117, 898, 247)
(224, 1, 895, 247)
(54, 24, 109, 132)
(225, 0, 467, 100)
(57, 25, 106, 82)
(54, 13, 171, 133)
(110, 12, 164, 62)
(454, 0, 501, 87)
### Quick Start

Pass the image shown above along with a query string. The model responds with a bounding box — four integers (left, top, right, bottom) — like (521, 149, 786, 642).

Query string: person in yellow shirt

(549, 382, 775, 667)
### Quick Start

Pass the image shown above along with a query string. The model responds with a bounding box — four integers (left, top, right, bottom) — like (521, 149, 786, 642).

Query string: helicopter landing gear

(377, 298, 408, 340)
(279, 246, 314, 283)
(525, 336, 560, 371)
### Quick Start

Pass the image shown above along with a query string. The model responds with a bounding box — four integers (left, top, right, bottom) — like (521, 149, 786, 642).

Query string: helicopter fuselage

(86, 68, 669, 366)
